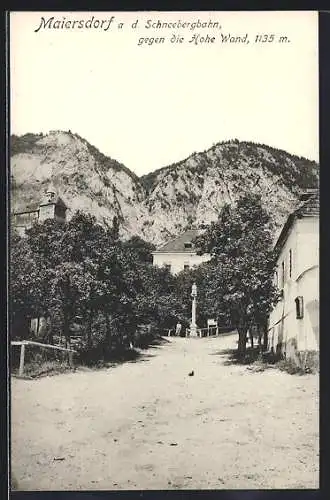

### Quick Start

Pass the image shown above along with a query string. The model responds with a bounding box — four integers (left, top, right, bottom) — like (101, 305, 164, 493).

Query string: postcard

(9, 11, 319, 491)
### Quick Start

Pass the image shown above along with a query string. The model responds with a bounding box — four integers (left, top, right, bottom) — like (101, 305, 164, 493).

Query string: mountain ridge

(10, 131, 319, 245)
(141, 139, 318, 193)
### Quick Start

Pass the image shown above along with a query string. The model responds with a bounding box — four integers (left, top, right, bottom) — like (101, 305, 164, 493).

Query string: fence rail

(11, 340, 77, 376)
(186, 327, 219, 337)
(166, 326, 227, 338)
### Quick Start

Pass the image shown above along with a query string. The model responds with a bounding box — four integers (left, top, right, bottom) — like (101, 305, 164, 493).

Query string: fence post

(19, 343, 26, 376)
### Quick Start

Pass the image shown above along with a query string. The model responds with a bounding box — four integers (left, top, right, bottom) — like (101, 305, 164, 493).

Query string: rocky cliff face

(10, 131, 148, 237)
(10, 132, 319, 245)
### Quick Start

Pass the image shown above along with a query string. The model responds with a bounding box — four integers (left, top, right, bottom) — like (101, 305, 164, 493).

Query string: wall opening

(295, 296, 304, 319)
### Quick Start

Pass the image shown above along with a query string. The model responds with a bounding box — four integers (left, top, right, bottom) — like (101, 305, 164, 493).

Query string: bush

(277, 359, 307, 375)
(23, 360, 72, 378)
(10, 133, 44, 156)
(277, 352, 318, 375)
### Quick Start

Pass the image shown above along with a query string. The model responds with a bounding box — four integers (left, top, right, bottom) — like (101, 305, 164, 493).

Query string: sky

(10, 11, 319, 176)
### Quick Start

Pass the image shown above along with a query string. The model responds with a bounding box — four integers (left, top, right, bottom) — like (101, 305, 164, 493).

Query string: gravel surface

(11, 334, 319, 490)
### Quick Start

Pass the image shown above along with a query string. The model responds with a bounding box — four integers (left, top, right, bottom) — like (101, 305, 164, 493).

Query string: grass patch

(276, 359, 308, 375)
(277, 354, 318, 375)
(219, 346, 271, 366)
(215, 345, 318, 375)
(11, 334, 170, 378)
(12, 360, 73, 379)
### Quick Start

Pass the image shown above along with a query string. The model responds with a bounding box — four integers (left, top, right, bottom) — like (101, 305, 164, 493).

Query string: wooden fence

(11, 340, 77, 376)
(167, 327, 232, 337)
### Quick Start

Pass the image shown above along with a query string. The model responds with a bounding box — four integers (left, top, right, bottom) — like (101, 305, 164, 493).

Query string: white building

(152, 229, 210, 274)
(267, 189, 319, 369)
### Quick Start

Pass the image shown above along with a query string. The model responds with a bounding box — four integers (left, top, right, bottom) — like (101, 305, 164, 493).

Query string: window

(289, 249, 292, 278)
(295, 296, 304, 319)
(184, 241, 192, 249)
(274, 270, 278, 287)
(281, 261, 285, 288)
(184, 263, 190, 271)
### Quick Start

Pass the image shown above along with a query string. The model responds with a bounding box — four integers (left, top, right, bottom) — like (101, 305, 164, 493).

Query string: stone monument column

(190, 282, 198, 337)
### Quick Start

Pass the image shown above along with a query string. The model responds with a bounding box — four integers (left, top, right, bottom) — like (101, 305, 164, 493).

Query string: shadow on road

(127, 352, 155, 363)
(211, 346, 276, 367)
(110, 336, 172, 364)
(136, 335, 171, 349)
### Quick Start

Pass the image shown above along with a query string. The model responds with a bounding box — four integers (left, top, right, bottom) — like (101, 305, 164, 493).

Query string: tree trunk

(86, 310, 93, 349)
(249, 329, 254, 349)
(104, 312, 116, 354)
(262, 322, 268, 352)
(46, 314, 54, 345)
(42, 316, 53, 344)
(257, 324, 263, 354)
(105, 312, 111, 344)
(237, 326, 248, 357)
(63, 309, 70, 349)
(101, 312, 111, 360)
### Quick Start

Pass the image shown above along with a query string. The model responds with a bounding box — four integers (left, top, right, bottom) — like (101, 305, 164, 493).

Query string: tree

(10, 211, 190, 363)
(123, 235, 155, 264)
(111, 216, 120, 241)
(133, 264, 177, 332)
(48, 261, 94, 347)
(23, 214, 103, 343)
(10, 230, 50, 339)
(195, 193, 279, 357)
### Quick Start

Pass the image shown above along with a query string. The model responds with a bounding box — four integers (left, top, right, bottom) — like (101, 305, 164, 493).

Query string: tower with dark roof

(38, 184, 68, 223)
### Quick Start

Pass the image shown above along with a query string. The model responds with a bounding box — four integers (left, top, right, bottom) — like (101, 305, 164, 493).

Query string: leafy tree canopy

(194, 193, 279, 355)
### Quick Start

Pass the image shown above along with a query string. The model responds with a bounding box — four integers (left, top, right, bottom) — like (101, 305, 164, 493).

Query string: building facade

(12, 184, 68, 237)
(152, 229, 210, 274)
(267, 189, 319, 369)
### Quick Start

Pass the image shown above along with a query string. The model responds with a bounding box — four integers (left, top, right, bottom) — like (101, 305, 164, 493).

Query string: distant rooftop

(299, 187, 318, 202)
(154, 229, 201, 253)
(295, 189, 319, 217)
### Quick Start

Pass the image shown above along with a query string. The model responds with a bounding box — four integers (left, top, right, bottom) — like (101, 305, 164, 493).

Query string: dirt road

(11, 334, 319, 490)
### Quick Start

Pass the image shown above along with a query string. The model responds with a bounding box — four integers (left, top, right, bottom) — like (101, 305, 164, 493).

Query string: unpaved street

(11, 334, 319, 490)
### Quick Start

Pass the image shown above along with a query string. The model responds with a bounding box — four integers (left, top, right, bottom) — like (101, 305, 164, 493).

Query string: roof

(154, 229, 201, 253)
(294, 192, 319, 217)
(39, 195, 68, 208)
(275, 190, 319, 254)
(13, 208, 39, 216)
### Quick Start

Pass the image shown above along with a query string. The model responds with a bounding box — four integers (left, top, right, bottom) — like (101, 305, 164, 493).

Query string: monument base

(190, 325, 199, 337)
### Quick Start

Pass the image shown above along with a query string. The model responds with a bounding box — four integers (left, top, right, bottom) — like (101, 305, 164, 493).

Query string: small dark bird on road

(188, 370, 194, 376)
